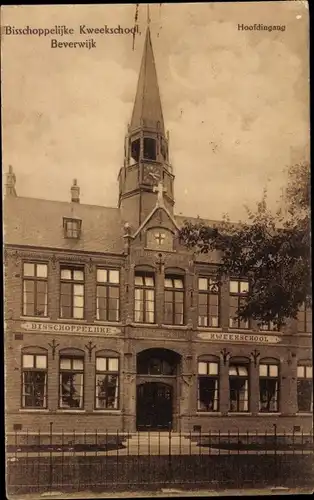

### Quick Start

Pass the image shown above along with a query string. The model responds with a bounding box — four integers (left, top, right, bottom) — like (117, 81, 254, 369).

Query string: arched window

(137, 349, 179, 376)
(95, 350, 120, 410)
(21, 347, 48, 409)
(197, 355, 219, 412)
(259, 358, 280, 413)
(297, 361, 313, 412)
(59, 348, 84, 409)
(229, 357, 250, 412)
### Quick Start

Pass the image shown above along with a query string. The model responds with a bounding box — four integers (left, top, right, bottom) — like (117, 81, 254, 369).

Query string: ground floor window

(197, 360, 219, 411)
(229, 364, 249, 412)
(59, 356, 84, 409)
(259, 362, 279, 412)
(297, 364, 313, 412)
(22, 353, 47, 408)
(95, 357, 119, 409)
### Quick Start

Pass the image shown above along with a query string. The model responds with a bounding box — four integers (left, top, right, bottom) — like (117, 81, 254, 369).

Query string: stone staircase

(107, 432, 205, 455)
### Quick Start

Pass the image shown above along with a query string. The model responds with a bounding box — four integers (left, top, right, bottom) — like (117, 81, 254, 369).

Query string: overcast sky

(1, 2, 310, 221)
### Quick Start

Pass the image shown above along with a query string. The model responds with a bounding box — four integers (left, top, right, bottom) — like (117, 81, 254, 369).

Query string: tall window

(259, 361, 279, 412)
(229, 362, 249, 412)
(297, 304, 312, 333)
(198, 277, 220, 327)
(22, 352, 47, 408)
(96, 269, 120, 321)
(59, 356, 84, 408)
(297, 364, 313, 412)
(95, 356, 119, 409)
(22, 263, 48, 317)
(164, 276, 184, 325)
(60, 267, 84, 319)
(229, 280, 249, 329)
(134, 273, 155, 323)
(198, 359, 219, 412)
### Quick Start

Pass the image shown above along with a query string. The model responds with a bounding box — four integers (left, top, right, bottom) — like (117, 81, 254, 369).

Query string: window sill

(57, 319, 88, 323)
(296, 412, 313, 416)
(161, 324, 188, 330)
(19, 409, 49, 413)
(197, 327, 223, 332)
(20, 316, 51, 321)
(228, 328, 251, 333)
(56, 410, 86, 413)
(94, 320, 122, 326)
(131, 322, 158, 328)
(92, 410, 121, 414)
(196, 412, 222, 416)
(228, 412, 252, 416)
(257, 412, 281, 416)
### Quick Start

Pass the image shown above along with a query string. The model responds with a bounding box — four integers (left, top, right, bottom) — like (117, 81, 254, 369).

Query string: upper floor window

(260, 321, 276, 331)
(134, 273, 155, 324)
(23, 262, 48, 317)
(63, 217, 82, 239)
(197, 358, 219, 412)
(229, 280, 249, 329)
(60, 267, 84, 319)
(59, 355, 84, 409)
(95, 356, 119, 410)
(229, 361, 249, 412)
(96, 269, 120, 322)
(259, 360, 279, 413)
(22, 352, 47, 408)
(164, 276, 184, 325)
(297, 304, 312, 333)
(297, 363, 313, 412)
(198, 277, 220, 327)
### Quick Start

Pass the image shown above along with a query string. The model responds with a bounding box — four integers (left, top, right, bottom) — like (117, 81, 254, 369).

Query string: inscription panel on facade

(197, 331, 281, 344)
(20, 322, 122, 336)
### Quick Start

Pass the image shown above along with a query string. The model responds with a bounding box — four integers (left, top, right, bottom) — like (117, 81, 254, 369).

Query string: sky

(1, 2, 310, 221)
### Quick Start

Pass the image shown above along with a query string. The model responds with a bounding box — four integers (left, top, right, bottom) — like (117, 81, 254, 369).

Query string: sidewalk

(8, 487, 314, 498)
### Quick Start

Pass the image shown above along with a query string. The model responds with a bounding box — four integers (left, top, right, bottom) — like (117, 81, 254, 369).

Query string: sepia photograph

(2, 1, 312, 497)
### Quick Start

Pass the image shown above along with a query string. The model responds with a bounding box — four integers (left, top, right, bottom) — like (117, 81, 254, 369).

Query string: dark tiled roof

(4, 196, 125, 254)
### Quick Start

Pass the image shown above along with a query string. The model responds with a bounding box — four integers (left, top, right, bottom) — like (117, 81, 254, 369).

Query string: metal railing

(6, 426, 314, 495)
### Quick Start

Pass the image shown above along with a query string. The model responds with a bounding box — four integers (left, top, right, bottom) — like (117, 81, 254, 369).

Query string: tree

(179, 161, 311, 329)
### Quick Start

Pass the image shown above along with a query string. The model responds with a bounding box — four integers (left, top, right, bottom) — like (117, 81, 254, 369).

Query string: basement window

(144, 138, 156, 161)
(63, 218, 82, 239)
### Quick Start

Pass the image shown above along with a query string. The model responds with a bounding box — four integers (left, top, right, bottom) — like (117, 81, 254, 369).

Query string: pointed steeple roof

(130, 27, 165, 134)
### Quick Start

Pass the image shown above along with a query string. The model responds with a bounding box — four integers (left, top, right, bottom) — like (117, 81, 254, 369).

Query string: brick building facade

(4, 28, 312, 437)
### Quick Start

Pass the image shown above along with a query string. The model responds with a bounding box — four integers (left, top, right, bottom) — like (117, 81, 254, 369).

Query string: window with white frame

(297, 364, 313, 412)
(198, 277, 220, 327)
(259, 361, 279, 412)
(22, 263, 48, 317)
(197, 359, 219, 412)
(134, 273, 155, 323)
(59, 356, 84, 409)
(22, 353, 47, 408)
(95, 356, 119, 409)
(96, 269, 120, 321)
(260, 320, 276, 331)
(229, 363, 249, 412)
(164, 276, 184, 325)
(60, 267, 84, 319)
(63, 218, 82, 239)
(229, 280, 249, 329)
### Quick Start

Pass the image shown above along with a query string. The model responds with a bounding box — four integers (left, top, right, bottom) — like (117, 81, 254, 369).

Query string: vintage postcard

(2, 2, 312, 498)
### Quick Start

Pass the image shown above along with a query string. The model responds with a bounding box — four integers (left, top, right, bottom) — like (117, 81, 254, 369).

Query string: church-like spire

(130, 27, 165, 134)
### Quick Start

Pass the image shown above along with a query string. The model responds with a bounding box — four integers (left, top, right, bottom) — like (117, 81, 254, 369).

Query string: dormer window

(63, 217, 82, 239)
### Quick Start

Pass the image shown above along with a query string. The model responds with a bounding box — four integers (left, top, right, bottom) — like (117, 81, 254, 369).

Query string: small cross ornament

(153, 180, 167, 206)
(155, 232, 166, 245)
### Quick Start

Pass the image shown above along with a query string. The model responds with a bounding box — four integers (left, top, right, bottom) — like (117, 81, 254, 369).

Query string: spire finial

(147, 4, 151, 25)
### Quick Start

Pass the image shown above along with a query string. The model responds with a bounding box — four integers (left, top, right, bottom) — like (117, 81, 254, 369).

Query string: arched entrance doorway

(136, 348, 181, 431)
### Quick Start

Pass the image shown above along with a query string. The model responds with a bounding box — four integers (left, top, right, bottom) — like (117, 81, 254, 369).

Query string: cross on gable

(154, 232, 166, 245)
(153, 181, 167, 206)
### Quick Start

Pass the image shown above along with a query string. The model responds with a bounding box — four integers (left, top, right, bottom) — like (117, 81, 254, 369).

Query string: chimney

(71, 179, 80, 203)
(6, 165, 17, 197)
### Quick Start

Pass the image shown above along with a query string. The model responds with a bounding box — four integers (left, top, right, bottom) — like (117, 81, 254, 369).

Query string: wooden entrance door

(136, 382, 173, 431)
